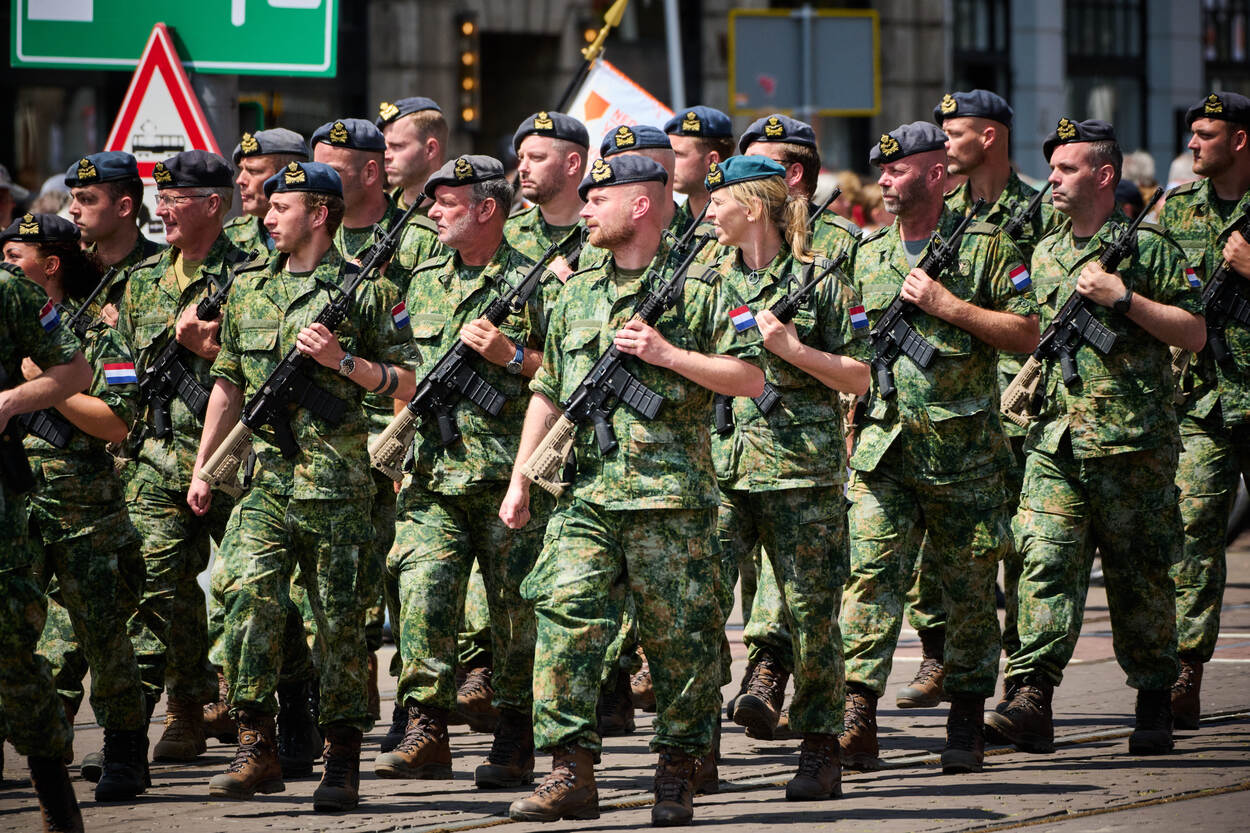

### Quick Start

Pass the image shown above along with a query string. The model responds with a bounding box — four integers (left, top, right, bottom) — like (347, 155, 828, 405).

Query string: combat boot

(208, 711, 284, 798)
(838, 683, 880, 771)
(983, 675, 1054, 753)
(508, 744, 599, 822)
(631, 648, 657, 712)
(475, 707, 535, 788)
(374, 704, 452, 779)
(94, 728, 150, 802)
(941, 696, 986, 773)
(313, 724, 362, 812)
(1171, 657, 1203, 731)
(897, 627, 947, 708)
(596, 667, 636, 737)
(203, 670, 236, 744)
(366, 651, 381, 722)
(651, 747, 705, 827)
(786, 733, 841, 801)
(456, 665, 500, 733)
(773, 706, 798, 740)
(28, 756, 83, 833)
(276, 680, 321, 778)
(732, 650, 788, 740)
(725, 659, 755, 721)
(153, 696, 207, 761)
(983, 676, 1020, 745)
(380, 702, 408, 752)
(1128, 688, 1174, 755)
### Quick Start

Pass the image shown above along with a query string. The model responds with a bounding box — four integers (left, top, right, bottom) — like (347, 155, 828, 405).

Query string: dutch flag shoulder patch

(103, 361, 137, 385)
(391, 301, 410, 329)
(39, 299, 60, 332)
(1184, 265, 1201, 288)
(849, 305, 869, 330)
(729, 305, 757, 332)
(1009, 264, 1031, 292)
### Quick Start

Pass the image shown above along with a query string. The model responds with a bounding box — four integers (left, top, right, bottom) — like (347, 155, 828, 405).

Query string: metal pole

(797, 4, 813, 124)
(663, 0, 686, 111)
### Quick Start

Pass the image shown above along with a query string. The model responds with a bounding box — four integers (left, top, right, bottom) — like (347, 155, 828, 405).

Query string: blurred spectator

(1167, 151, 1198, 191)
(0, 163, 30, 227)
(856, 182, 893, 232)
(29, 174, 72, 218)
(815, 169, 862, 221)
(1123, 149, 1157, 190)
(1115, 179, 1145, 220)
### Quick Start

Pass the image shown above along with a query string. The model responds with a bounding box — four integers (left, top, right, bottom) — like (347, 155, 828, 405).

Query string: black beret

(869, 121, 948, 166)
(663, 106, 733, 139)
(64, 151, 140, 188)
(704, 155, 785, 192)
(578, 155, 668, 201)
(376, 97, 443, 129)
(423, 155, 507, 198)
(1185, 91, 1250, 128)
(738, 114, 817, 154)
(600, 124, 672, 158)
(0, 212, 80, 244)
(233, 128, 309, 165)
(311, 118, 387, 153)
(263, 161, 343, 199)
(513, 111, 590, 151)
(153, 150, 233, 190)
(933, 89, 1014, 130)
(1042, 117, 1117, 162)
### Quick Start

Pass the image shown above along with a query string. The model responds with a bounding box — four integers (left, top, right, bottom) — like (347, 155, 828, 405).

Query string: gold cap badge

(681, 111, 701, 133)
(18, 214, 39, 236)
(878, 133, 900, 158)
(763, 116, 785, 138)
(454, 157, 474, 181)
(1205, 93, 1224, 115)
(379, 101, 400, 122)
(153, 162, 173, 184)
(705, 161, 723, 186)
(239, 132, 260, 154)
(940, 93, 957, 115)
(329, 121, 349, 145)
(613, 126, 635, 148)
(1056, 117, 1077, 140)
(534, 111, 554, 131)
(76, 157, 98, 182)
(590, 158, 613, 183)
(283, 161, 306, 185)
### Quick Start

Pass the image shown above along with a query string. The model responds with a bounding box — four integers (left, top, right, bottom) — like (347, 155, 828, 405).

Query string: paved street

(3, 536, 1248, 832)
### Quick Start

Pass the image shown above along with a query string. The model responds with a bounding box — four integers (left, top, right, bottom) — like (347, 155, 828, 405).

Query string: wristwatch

(505, 342, 525, 375)
(338, 352, 356, 377)
(1112, 289, 1134, 314)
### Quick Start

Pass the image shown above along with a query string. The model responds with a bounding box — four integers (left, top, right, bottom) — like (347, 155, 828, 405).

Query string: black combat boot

(1129, 688, 1174, 755)
(475, 707, 536, 788)
(276, 680, 321, 778)
(94, 728, 150, 801)
(28, 755, 83, 832)
(941, 696, 986, 773)
(982, 675, 1054, 753)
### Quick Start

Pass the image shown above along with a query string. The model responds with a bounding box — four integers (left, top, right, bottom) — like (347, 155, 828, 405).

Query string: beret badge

(76, 158, 98, 182)
(18, 214, 39, 236)
(1056, 117, 1078, 140)
(681, 111, 701, 133)
(590, 158, 613, 183)
(534, 111, 554, 131)
(878, 133, 900, 158)
(705, 161, 724, 186)
(283, 161, 306, 185)
(613, 126, 635, 148)
(1206, 93, 1224, 115)
(453, 157, 474, 181)
(378, 101, 400, 122)
(329, 121, 349, 145)
(240, 132, 260, 154)
(153, 162, 173, 184)
(940, 93, 957, 115)
(763, 116, 785, 138)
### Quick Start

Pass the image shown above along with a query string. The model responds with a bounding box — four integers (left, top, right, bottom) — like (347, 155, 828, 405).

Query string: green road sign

(12, 0, 338, 76)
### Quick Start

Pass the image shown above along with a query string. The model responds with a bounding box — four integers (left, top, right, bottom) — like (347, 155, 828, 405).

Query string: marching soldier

(663, 106, 735, 235)
(224, 128, 310, 253)
(376, 97, 448, 210)
(987, 119, 1205, 756)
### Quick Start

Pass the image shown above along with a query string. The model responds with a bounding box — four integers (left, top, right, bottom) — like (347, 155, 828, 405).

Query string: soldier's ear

(1232, 125, 1249, 154)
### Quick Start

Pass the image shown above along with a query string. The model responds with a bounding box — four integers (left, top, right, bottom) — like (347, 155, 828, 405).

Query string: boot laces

(460, 667, 492, 699)
(225, 731, 266, 774)
(843, 689, 874, 731)
(745, 655, 784, 705)
(911, 656, 943, 686)
(396, 710, 443, 753)
(654, 751, 693, 803)
(1005, 683, 1047, 720)
(795, 737, 832, 778)
(533, 760, 577, 797)
(1172, 661, 1198, 695)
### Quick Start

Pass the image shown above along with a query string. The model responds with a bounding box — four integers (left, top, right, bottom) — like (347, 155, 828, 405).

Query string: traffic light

(456, 12, 481, 131)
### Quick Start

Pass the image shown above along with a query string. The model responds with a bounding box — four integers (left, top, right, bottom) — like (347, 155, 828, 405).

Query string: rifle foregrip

(875, 362, 896, 399)
(520, 415, 577, 497)
(369, 408, 419, 482)
(197, 422, 254, 490)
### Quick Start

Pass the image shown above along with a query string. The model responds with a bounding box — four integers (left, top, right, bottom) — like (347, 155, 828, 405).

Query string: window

(952, 0, 1011, 98)
(1065, 0, 1148, 151)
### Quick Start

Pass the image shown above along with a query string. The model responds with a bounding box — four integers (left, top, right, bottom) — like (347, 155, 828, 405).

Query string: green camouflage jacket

(406, 240, 560, 494)
(504, 203, 599, 272)
(810, 204, 863, 262)
(1162, 178, 1250, 427)
(212, 246, 420, 499)
(222, 214, 274, 254)
(851, 208, 1036, 483)
(1027, 210, 1201, 458)
(711, 245, 868, 491)
(531, 247, 761, 510)
(87, 234, 167, 318)
(335, 194, 405, 262)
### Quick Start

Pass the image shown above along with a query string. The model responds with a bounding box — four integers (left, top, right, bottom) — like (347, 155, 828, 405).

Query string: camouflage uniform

(842, 210, 1035, 699)
(0, 266, 80, 759)
(504, 204, 601, 272)
(389, 242, 558, 715)
(222, 214, 273, 254)
(711, 247, 866, 735)
(117, 235, 258, 705)
(212, 247, 417, 727)
(1004, 211, 1197, 690)
(1162, 180, 1250, 665)
(88, 234, 167, 317)
(906, 176, 1058, 652)
(523, 249, 760, 757)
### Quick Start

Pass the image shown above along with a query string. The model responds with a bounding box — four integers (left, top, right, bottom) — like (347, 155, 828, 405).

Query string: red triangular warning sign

(104, 23, 221, 183)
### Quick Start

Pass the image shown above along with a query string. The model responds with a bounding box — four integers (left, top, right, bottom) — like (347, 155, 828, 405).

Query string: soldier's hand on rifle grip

(1222, 230, 1250, 278)
(295, 322, 346, 369)
(900, 267, 955, 317)
(187, 477, 212, 517)
(1076, 262, 1126, 307)
(460, 318, 515, 366)
(615, 319, 674, 367)
(176, 303, 222, 360)
(757, 309, 801, 360)
(499, 479, 531, 530)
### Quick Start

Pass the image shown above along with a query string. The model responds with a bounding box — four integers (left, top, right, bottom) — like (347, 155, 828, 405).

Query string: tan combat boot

(374, 704, 452, 779)
(897, 627, 947, 708)
(732, 650, 789, 740)
(475, 707, 535, 788)
(28, 755, 84, 832)
(983, 675, 1054, 753)
(203, 670, 237, 744)
(508, 745, 600, 822)
(208, 711, 284, 799)
(1171, 657, 1203, 731)
(456, 666, 500, 733)
(313, 724, 362, 812)
(839, 684, 880, 771)
(786, 733, 842, 800)
(153, 696, 207, 761)
(651, 747, 706, 827)
(631, 647, 657, 712)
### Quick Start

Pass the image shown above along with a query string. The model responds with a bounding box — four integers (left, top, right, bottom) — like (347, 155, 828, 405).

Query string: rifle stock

(196, 420, 254, 492)
(1000, 355, 1044, 427)
(369, 406, 419, 482)
(519, 413, 578, 497)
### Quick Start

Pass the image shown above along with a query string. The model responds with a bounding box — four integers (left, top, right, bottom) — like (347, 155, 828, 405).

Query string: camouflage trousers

(127, 478, 233, 705)
(1005, 442, 1181, 690)
(218, 488, 374, 730)
(389, 482, 548, 713)
(743, 553, 790, 669)
(1174, 413, 1250, 662)
(367, 469, 399, 657)
(842, 461, 1008, 698)
(0, 494, 72, 759)
(717, 486, 848, 735)
(907, 434, 1027, 654)
(523, 499, 722, 757)
(459, 562, 492, 669)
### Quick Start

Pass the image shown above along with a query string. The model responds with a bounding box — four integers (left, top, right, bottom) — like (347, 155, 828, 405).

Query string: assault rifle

(1001, 182, 1052, 242)
(713, 251, 850, 435)
(64, 267, 118, 340)
(869, 198, 986, 398)
(197, 199, 424, 490)
(369, 239, 562, 481)
(1001, 188, 1162, 427)
(0, 358, 75, 492)
(520, 233, 716, 497)
(1170, 210, 1250, 388)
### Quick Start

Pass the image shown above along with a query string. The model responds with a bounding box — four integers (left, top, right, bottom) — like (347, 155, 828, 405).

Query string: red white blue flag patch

(39, 299, 60, 332)
(103, 362, 137, 385)
(729, 305, 757, 332)
(1009, 264, 1031, 291)
(391, 301, 410, 329)
(1184, 266, 1201, 288)
(849, 305, 869, 330)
